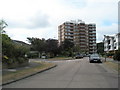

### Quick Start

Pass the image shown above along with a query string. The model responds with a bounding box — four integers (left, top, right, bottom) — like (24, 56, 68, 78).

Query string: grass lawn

(2, 61, 56, 84)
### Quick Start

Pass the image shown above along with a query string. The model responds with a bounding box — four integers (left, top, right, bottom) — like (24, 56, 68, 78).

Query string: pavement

(2, 57, 118, 88)
(101, 57, 120, 64)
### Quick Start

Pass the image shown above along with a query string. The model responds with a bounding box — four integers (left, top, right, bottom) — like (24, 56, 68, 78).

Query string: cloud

(97, 23, 118, 35)
(5, 27, 55, 43)
(57, 0, 87, 9)
(29, 12, 50, 29)
(96, 23, 118, 42)
(0, 0, 119, 43)
(5, 12, 50, 29)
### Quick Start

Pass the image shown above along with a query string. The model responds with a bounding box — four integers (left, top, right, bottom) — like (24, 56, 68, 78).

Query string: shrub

(17, 57, 28, 64)
(2, 56, 15, 65)
(106, 52, 114, 57)
(27, 52, 39, 58)
(2, 34, 29, 67)
(113, 48, 120, 61)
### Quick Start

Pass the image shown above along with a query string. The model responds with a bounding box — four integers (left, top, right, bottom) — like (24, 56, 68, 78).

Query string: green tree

(27, 37, 59, 58)
(0, 20, 8, 62)
(46, 39, 58, 57)
(2, 34, 29, 65)
(73, 45, 81, 53)
(61, 39, 74, 51)
(2, 21, 29, 66)
(0, 19, 8, 33)
(113, 48, 120, 61)
(27, 37, 46, 52)
(59, 39, 74, 56)
(2, 34, 14, 58)
(27, 37, 46, 57)
(97, 42, 104, 55)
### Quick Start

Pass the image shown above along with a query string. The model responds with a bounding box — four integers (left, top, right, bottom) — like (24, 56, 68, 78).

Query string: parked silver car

(75, 54, 83, 59)
(89, 54, 102, 63)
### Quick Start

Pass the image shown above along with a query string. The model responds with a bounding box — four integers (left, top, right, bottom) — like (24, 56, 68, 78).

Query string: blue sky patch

(102, 20, 113, 26)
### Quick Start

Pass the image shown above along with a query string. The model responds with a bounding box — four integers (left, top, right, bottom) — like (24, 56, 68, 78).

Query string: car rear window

(91, 54, 99, 57)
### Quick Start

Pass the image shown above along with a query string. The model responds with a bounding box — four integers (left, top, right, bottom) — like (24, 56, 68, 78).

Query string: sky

(0, 0, 119, 43)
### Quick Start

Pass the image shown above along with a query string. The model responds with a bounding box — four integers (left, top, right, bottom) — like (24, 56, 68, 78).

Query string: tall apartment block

(58, 20, 96, 54)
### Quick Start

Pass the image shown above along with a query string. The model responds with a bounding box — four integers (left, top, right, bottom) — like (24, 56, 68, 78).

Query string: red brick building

(58, 20, 96, 54)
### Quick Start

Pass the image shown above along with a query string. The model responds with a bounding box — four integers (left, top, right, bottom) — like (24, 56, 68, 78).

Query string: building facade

(58, 20, 96, 54)
(103, 33, 120, 53)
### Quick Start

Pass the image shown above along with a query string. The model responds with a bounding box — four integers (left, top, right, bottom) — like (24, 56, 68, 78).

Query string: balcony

(89, 31, 96, 33)
(89, 38, 96, 40)
(65, 36, 73, 39)
(89, 34, 96, 36)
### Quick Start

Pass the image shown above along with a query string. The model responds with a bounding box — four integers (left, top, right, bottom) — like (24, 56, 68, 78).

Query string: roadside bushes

(2, 57, 29, 68)
(2, 34, 29, 68)
(113, 48, 120, 61)
(27, 52, 39, 58)
(106, 52, 114, 58)
(17, 57, 28, 64)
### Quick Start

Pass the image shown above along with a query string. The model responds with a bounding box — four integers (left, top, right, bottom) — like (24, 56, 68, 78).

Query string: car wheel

(89, 61, 92, 63)
(99, 61, 102, 63)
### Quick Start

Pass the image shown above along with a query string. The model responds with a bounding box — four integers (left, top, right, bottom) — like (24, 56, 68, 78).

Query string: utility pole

(105, 52, 106, 62)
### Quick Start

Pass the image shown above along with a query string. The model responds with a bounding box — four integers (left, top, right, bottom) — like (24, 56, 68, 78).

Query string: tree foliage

(58, 39, 74, 56)
(2, 34, 14, 58)
(2, 34, 29, 65)
(0, 19, 8, 33)
(27, 37, 59, 57)
(113, 48, 120, 61)
(73, 45, 81, 53)
(46, 39, 58, 57)
(27, 37, 46, 53)
(61, 39, 74, 50)
(1, 20, 29, 66)
(97, 42, 104, 54)
(27, 38, 75, 57)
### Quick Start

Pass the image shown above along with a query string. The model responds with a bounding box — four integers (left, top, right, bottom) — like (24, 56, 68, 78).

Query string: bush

(113, 48, 120, 61)
(27, 52, 39, 58)
(2, 33, 30, 67)
(101, 53, 105, 57)
(2, 56, 16, 65)
(106, 52, 114, 57)
(17, 57, 26, 64)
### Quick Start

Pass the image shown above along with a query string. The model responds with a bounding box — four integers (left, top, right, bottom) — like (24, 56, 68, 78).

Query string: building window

(65, 33, 68, 35)
(104, 46, 106, 49)
(74, 29, 79, 32)
(108, 40, 110, 44)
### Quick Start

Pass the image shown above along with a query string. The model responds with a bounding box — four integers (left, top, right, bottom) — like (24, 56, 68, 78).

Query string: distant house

(12, 40, 30, 47)
(103, 33, 120, 53)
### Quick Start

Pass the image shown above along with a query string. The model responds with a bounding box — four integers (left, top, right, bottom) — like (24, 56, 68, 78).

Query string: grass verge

(104, 61, 119, 73)
(47, 57, 74, 61)
(2, 62, 56, 85)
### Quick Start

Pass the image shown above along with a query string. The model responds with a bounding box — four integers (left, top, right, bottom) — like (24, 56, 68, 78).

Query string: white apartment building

(103, 33, 120, 53)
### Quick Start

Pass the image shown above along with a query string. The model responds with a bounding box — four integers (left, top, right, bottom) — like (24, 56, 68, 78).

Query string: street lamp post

(104, 47, 106, 62)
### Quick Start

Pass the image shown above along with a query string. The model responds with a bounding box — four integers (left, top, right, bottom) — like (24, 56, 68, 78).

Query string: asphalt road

(3, 57, 118, 88)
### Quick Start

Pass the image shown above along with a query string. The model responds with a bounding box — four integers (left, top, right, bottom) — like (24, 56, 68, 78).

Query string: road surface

(3, 57, 118, 88)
